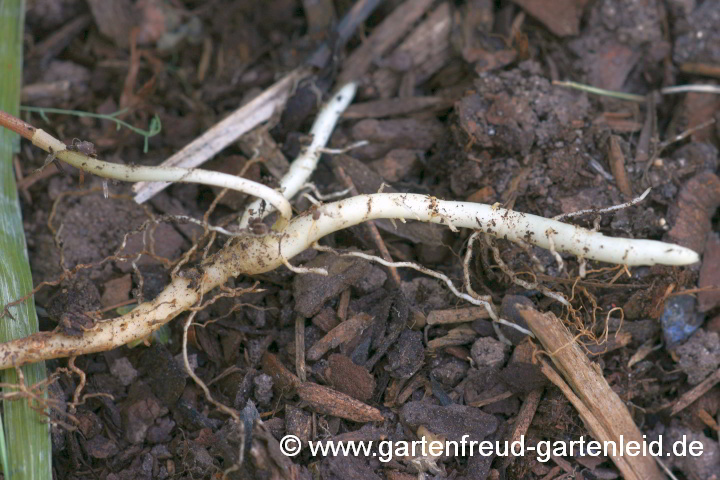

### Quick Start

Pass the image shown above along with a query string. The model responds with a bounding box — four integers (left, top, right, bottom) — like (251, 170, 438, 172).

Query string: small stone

(400, 401, 498, 443)
(401, 277, 451, 312)
(385, 330, 424, 379)
(178, 441, 217, 478)
(285, 405, 311, 448)
(369, 149, 419, 182)
(466, 186, 496, 203)
(253, 373, 273, 407)
(142, 345, 187, 407)
(707, 315, 720, 335)
(676, 329, 720, 385)
(109, 357, 138, 386)
(156, 466, 169, 480)
(122, 385, 168, 444)
(151, 444, 172, 459)
(115, 452, 153, 480)
(659, 421, 720, 480)
(76, 410, 103, 439)
(175, 352, 197, 375)
(431, 357, 469, 387)
(101, 274, 132, 308)
(353, 265, 387, 295)
(83, 435, 119, 459)
(146, 417, 175, 444)
(661, 295, 703, 347)
(500, 295, 533, 344)
(471, 336, 509, 368)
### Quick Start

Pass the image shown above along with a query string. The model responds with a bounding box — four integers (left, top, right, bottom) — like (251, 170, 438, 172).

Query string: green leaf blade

(0, 0, 52, 478)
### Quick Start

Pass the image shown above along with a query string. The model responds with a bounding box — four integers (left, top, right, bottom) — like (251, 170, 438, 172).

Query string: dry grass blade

(132, 67, 310, 204)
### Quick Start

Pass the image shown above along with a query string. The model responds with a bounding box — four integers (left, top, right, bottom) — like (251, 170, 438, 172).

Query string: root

(240, 82, 358, 227)
(0, 191, 699, 369)
(312, 244, 534, 338)
(181, 283, 247, 477)
(463, 232, 493, 304)
(484, 234, 571, 308)
(552, 188, 651, 221)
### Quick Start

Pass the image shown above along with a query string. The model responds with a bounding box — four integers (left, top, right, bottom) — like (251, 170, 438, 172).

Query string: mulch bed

(13, 0, 720, 479)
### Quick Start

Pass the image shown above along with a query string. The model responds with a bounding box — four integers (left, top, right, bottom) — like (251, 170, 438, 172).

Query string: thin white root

(463, 232, 493, 303)
(545, 233, 565, 272)
(553, 187, 651, 221)
(660, 84, 720, 95)
(0, 193, 698, 369)
(281, 257, 328, 276)
(30, 129, 293, 225)
(313, 243, 497, 316)
(239, 82, 358, 227)
(484, 234, 571, 308)
(182, 309, 245, 471)
(318, 140, 369, 154)
(281, 194, 696, 267)
(301, 183, 351, 200)
(301, 193, 321, 206)
(493, 322, 513, 346)
(312, 244, 535, 337)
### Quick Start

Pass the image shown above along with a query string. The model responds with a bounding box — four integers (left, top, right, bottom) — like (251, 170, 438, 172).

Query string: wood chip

(238, 129, 290, 181)
(608, 135, 633, 197)
(343, 96, 452, 119)
(261, 352, 301, 395)
(86, 0, 135, 48)
(295, 316, 306, 382)
(499, 388, 542, 467)
(312, 308, 340, 333)
(338, 0, 435, 84)
(510, 0, 588, 37)
(670, 368, 720, 416)
(371, 2, 453, 97)
(306, 313, 373, 361)
(296, 382, 384, 422)
(668, 172, 720, 255)
(427, 325, 477, 350)
(520, 306, 662, 480)
(427, 307, 491, 325)
(698, 232, 720, 312)
(326, 354, 376, 403)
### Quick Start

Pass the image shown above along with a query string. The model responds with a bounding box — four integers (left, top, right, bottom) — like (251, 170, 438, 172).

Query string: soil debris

(676, 329, 720, 385)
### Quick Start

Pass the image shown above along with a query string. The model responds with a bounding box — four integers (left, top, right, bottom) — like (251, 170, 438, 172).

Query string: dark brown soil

(13, 1, 720, 479)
